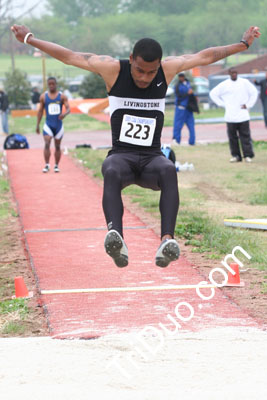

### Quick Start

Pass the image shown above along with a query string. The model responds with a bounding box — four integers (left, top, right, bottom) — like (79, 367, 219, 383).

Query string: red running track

(7, 149, 260, 339)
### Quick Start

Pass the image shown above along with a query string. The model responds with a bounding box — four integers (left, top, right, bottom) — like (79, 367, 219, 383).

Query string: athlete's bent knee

(160, 162, 176, 178)
(103, 166, 122, 183)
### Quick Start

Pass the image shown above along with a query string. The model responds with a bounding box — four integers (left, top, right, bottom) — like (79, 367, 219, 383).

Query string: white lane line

(41, 284, 216, 295)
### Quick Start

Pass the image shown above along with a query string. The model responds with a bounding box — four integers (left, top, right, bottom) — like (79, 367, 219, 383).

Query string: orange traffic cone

(226, 263, 245, 287)
(14, 276, 33, 298)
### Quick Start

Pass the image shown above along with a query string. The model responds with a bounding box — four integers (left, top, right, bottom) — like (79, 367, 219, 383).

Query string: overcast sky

(10, 0, 49, 18)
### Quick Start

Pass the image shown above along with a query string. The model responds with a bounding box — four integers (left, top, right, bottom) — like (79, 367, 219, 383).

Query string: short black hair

(178, 73, 185, 78)
(132, 38, 162, 62)
(229, 68, 237, 74)
(47, 77, 57, 83)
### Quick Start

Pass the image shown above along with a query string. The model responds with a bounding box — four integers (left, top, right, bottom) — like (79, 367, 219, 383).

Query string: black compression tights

(101, 152, 179, 238)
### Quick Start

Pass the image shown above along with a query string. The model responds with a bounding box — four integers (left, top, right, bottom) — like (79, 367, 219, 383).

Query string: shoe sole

(104, 231, 128, 268)
(156, 241, 180, 268)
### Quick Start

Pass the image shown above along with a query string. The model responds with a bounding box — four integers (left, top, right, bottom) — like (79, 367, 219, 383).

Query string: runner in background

(37, 77, 70, 173)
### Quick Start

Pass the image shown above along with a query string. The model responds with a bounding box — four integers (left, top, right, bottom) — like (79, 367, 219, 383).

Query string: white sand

(0, 327, 266, 400)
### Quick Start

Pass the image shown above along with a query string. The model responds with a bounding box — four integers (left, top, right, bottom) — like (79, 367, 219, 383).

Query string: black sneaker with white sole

(155, 239, 180, 267)
(54, 165, 60, 173)
(104, 230, 128, 267)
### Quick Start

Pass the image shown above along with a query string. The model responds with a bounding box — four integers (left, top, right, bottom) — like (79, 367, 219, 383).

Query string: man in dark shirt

(0, 87, 9, 134)
(254, 72, 267, 127)
(31, 87, 40, 110)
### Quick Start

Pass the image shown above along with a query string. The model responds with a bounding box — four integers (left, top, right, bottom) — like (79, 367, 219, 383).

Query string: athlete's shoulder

(39, 92, 46, 102)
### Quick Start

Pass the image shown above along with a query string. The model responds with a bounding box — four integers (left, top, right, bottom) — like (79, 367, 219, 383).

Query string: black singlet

(108, 60, 167, 151)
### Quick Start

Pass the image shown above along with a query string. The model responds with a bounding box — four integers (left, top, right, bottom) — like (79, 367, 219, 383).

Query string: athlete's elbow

(199, 55, 214, 66)
(60, 50, 77, 66)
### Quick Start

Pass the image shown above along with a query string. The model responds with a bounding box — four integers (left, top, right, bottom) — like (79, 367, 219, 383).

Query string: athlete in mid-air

(11, 24, 260, 267)
(37, 77, 70, 173)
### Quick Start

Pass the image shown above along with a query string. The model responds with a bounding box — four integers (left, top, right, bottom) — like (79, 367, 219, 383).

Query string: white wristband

(24, 32, 33, 44)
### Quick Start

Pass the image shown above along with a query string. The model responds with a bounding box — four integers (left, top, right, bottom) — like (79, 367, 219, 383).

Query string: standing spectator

(254, 72, 267, 128)
(173, 73, 196, 145)
(209, 69, 258, 163)
(0, 86, 9, 134)
(31, 87, 40, 110)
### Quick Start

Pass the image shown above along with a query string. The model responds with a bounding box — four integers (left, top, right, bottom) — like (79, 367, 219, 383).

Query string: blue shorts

(43, 122, 64, 139)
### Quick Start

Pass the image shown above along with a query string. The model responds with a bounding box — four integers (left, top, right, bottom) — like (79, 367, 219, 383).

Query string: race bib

(48, 103, 61, 115)
(119, 114, 156, 146)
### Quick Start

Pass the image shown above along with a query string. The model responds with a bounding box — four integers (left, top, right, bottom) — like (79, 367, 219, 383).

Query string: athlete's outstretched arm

(10, 25, 119, 90)
(163, 26, 260, 84)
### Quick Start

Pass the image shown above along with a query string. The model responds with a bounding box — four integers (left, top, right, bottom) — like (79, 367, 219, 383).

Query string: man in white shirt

(209, 69, 258, 163)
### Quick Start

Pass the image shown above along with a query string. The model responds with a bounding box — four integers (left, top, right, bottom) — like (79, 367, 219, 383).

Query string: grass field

(0, 54, 82, 81)
(164, 104, 262, 125)
(0, 161, 30, 335)
(72, 141, 267, 272)
(0, 53, 258, 81)
(8, 105, 261, 135)
(8, 113, 109, 135)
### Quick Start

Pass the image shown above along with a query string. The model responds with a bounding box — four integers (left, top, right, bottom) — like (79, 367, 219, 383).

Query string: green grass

(164, 105, 223, 125)
(164, 104, 262, 126)
(0, 53, 257, 81)
(0, 179, 9, 193)
(0, 54, 81, 80)
(2, 322, 26, 335)
(175, 209, 266, 270)
(0, 298, 29, 317)
(9, 113, 109, 135)
(10, 105, 236, 135)
(0, 277, 14, 298)
(261, 282, 267, 294)
(226, 53, 259, 67)
(250, 177, 267, 205)
(0, 176, 12, 219)
(72, 142, 267, 271)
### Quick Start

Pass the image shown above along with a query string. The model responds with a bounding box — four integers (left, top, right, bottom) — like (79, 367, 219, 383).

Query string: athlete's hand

(11, 25, 31, 43)
(241, 104, 247, 109)
(36, 126, 40, 134)
(242, 26, 261, 47)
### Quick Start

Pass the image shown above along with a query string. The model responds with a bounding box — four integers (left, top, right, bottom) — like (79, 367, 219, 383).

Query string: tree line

(1, 0, 267, 56)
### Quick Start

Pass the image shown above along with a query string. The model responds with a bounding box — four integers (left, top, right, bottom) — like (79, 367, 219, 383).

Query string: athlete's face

(48, 79, 57, 93)
(129, 55, 161, 89)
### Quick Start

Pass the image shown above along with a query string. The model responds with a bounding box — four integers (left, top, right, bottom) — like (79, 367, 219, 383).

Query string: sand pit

(0, 327, 266, 400)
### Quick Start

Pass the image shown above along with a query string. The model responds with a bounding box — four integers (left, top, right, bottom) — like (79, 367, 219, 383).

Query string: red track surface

(7, 149, 260, 339)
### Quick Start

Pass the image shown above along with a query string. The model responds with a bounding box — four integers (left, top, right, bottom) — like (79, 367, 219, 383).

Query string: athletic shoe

(155, 238, 180, 268)
(229, 157, 240, 163)
(104, 230, 128, 267)
(245, 157, 252, 163)
(42, 164, 50, 173)
(54, 165, 60, 173)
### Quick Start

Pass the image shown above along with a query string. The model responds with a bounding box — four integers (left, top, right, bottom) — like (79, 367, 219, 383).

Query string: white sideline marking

(41, 284, 216, 295)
